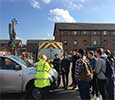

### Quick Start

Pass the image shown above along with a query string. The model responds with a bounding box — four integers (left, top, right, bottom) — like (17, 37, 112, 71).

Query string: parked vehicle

(0, 55, 36, 95)
(38, 41, 63, 60)
(0, 55, 58, 99)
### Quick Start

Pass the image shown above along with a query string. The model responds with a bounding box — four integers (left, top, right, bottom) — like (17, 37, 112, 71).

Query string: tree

(8, 18, 17, 55)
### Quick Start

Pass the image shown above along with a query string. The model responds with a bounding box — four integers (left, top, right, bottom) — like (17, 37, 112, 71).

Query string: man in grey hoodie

(95, 48, 107, 100)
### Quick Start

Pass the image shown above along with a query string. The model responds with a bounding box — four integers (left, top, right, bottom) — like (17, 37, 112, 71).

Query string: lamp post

(8, 18, 17, 55)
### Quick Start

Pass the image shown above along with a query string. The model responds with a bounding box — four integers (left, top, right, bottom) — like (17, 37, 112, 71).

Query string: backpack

(101, 57, 114, 78)
(80, 59, 93, 80)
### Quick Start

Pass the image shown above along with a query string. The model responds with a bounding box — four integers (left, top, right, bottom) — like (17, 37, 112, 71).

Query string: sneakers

(92, 95, 100, 100)
(61, 86, 68, 90)
(69, 83, 73, 87)
(95, 97, 100, 100)
(72, 87, 76, 90)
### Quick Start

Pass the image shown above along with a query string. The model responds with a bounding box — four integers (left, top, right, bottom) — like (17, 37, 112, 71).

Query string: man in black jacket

(53, 54, 61, 87)
(70, 49, 79, 89)
(61, 55, 70, 89)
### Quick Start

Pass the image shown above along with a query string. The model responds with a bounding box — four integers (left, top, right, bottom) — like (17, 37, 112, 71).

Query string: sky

(0, 0, 115, 43)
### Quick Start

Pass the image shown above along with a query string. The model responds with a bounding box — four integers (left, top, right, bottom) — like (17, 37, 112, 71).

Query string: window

(63, 31, 68, 36)
(63, 40, 67, 45)
(83, 40, 88, 45)
(63, 31, 68, 34)
(93, 31, 97, 35)
(103, 31, 107, 35)
(0, 57, 5, 69)
(73, 40, 78, 45)
(0, 57, 16, 70)
(103, 40, 107, 44)
(1, 43, 4, 47)
(82, 31, 87, 35)
(73, 31, 77, 35)
(112, 31, 115, 35)
(113, 40, 115, 45)
(63, 31, 68, 33)
(92, 40, 97, 46)
(113, 50, 115, 55)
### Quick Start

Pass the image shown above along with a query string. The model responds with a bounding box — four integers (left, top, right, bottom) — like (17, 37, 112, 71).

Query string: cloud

(49, 8, 76, 22)
(71, 2, 84, 10)
(80, 0, 86, 3)
(47, 32, 53, 38)
(41, 0, 52, 4)
(30, 0, 52, 9)
(30, 0, 40, 9)
(63, 0, 89, 10)
(16, 36, 26, 44)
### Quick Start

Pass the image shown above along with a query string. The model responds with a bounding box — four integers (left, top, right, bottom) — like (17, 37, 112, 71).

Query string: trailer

(38, 41, 63, 60)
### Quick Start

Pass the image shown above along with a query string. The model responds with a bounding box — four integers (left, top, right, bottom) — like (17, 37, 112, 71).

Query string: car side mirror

(15, 65, 21, 70)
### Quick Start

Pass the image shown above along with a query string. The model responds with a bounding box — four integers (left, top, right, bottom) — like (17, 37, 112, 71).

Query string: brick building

(0, 40, 22, 51)
(0, 40, 23, 55)
(54, 23, 115, 54)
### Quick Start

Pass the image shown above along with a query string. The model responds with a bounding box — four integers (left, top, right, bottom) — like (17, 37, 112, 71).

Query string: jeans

(78, 80, 91, 100)
(71, 67, 76, 88)
(106, 78, 114, 100)
(57, 74, 61, 87)
(91, 74, 99, 97)
(62, 72, 69, 88)
(97, 79, 108, 100)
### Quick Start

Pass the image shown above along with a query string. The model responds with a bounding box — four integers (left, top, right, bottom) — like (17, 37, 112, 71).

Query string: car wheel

(32, 87, 42, 100)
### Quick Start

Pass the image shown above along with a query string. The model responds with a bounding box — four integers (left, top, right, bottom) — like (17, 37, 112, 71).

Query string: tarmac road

(1, 88, 81, 100)
(1, 87, 102, 100)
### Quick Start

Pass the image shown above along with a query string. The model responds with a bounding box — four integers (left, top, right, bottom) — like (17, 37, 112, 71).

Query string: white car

(0, 55, 36, 95)
(0, 55, 58, 99)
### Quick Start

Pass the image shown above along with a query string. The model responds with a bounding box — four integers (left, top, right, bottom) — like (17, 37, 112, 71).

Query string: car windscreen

(10, 55, 33, 67)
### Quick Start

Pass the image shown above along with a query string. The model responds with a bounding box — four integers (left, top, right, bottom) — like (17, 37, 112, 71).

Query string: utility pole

(8, 18, 17, 55)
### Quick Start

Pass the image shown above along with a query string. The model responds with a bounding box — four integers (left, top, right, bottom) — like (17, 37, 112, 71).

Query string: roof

(27, 39, 54, 44)
(0, 40, 22, 44)
(54, 23, 115, 36)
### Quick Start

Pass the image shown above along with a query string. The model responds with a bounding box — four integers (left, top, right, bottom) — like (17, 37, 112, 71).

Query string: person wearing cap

(75, 48, 91, 100)
(34, 55, 52, 99)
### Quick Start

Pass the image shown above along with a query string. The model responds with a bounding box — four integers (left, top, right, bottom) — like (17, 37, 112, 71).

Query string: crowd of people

(52, 48, 115, 100)
(25, 47, 115, 100)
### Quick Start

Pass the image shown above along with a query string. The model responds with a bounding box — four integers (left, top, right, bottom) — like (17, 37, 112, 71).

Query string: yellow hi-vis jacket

(34, 59, 52, 88)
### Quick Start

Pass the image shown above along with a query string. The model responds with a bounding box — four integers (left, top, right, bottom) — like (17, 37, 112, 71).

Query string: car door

(0, 67, 3, 92)
(0, 57, 5, 92)
(2, 57, 23, 93)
